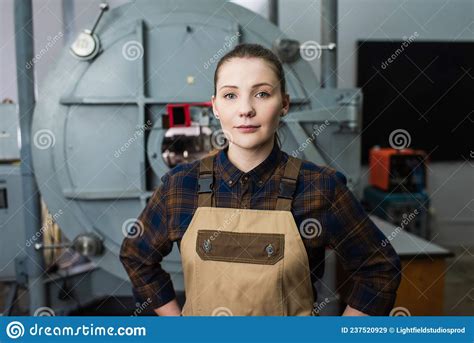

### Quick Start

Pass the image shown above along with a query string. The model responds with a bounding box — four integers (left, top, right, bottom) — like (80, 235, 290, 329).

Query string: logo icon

(300, 41, 322, 61)
(122, 218, 144, 239)
(122, 40, 144, 61)
(33, 129, 56, 150)
(6, 321, 25, 339)
(389, 129, 411, 150)
(299, 218, 323, 239)
(211, 307, 233, 316)
(33, 306, 55, 316)
(211, 129, 232, 149)
(389, 306, 411, 316)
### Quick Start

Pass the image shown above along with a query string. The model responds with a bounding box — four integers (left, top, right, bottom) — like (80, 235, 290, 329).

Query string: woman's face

(211, 57, 290, 150)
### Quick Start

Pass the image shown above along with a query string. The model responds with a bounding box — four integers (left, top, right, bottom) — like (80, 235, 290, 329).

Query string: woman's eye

(256, 91, 270, 98)
(223, 93, 236, 100)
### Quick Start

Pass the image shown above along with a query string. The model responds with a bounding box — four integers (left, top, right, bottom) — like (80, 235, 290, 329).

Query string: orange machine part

(369, 147, 426, 191)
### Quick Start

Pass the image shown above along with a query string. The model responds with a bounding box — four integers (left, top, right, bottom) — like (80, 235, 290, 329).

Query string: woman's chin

(231, 136, 272, 151)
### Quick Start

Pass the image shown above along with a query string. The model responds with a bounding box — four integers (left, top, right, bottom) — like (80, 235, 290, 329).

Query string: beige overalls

(180, 153, 315, 316)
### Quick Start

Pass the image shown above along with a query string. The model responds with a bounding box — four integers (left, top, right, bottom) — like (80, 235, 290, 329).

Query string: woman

(120, 43, 401, 316)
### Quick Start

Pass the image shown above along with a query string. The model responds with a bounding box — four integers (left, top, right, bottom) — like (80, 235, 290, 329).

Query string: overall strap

(198, 154, 215, 207)
(275, 156, 302, 211)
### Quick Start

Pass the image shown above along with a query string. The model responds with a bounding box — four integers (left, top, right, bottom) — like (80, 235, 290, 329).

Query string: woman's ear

(211, 95, 219, 118)
(281, 93, 290, 116)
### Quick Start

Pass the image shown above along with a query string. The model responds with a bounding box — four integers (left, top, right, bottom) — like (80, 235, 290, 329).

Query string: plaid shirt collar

(216, 141, 283, 188)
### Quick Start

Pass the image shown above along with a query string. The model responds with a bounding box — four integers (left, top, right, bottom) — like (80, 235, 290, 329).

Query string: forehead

(216, 57, 279, 86)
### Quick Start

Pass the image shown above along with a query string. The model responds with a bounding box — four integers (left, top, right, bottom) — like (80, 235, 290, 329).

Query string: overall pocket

(194, 230, 285, 316)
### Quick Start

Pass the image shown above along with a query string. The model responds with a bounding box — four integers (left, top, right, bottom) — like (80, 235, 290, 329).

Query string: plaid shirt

(120, 142, 401, 316)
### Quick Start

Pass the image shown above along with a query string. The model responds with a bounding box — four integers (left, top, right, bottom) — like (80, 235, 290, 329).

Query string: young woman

(120, 44, 401, 316)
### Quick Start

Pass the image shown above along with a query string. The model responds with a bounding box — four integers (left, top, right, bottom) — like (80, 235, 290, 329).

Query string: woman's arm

(329, 171, 402, 316)
(120, 172, 178, 315)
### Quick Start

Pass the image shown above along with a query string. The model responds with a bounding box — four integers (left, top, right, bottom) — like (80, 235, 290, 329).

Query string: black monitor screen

(357, 41, 473, 164)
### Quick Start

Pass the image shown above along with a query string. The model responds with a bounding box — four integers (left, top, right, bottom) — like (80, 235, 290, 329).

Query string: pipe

(321, 0, 337, 88)
(14, 0, 47, 314)
(268, 0, 278, 26)
(61, 0, 75, 44)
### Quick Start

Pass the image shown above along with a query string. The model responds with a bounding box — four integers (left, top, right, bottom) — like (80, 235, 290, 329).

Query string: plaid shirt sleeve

(119, 172, 176, 309)
(329, 171, 402, 316)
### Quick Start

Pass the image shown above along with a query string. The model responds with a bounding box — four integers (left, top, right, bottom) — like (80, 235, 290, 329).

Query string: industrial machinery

(3, 0, 363, 315)
(364, 147, 430, 239)
(368, 147, 427, 193)
(0, 103, 25, 282)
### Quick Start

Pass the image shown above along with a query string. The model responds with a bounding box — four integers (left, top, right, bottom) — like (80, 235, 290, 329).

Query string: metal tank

(29, 0, 362, 312)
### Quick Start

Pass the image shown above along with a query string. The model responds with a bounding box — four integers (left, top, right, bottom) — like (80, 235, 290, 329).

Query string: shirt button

(228, 180, 233, 185)
(257, 180, 264, 186)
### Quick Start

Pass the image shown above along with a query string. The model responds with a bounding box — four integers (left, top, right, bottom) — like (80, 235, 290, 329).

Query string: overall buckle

(198, 176, 213, 193)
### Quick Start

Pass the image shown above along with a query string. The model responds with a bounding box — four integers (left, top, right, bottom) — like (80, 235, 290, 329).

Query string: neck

(227, 137, 275, 173)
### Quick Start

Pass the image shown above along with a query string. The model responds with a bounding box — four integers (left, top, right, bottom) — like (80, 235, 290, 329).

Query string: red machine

(166, 102, 211, 128)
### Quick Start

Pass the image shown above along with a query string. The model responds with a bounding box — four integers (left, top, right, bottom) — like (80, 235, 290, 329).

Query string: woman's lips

(236, 125, 260, 133)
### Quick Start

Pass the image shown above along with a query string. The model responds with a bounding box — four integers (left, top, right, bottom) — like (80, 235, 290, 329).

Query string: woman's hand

(153, 298, 182, 316)
(342, 304, 369, 316)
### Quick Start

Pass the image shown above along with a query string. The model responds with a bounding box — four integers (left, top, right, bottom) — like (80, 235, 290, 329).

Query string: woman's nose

(239, 103, 255, 117)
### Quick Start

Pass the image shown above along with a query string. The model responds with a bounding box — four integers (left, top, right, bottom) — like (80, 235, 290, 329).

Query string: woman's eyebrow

(251, 82, 274, 88)
(219, 85, 238, 90)
(219, 82, 274, 90)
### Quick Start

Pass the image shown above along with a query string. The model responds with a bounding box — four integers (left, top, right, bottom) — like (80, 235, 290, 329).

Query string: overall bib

(180, 154, 315, 316)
